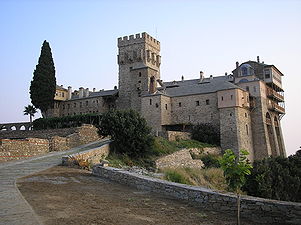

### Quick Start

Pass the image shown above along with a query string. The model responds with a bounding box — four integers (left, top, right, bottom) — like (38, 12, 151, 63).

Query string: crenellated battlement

(118, 32, 160, 50)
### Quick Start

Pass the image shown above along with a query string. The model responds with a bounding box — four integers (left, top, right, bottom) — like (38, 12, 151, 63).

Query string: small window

(150, 99, 152, 105)
(139, 72, 142, 77)
(138, 80, 141, 83)
(196, 101, 200, 106)
(74, 103, 76, 108)
(246, 124, 249, 135)
(80, 102, 82, 108)
(86, 101, 89, 106)
(179, 102, 182, 107)
(63, 105, 65, 110)
(246, 86, 249, 92)
(221, 96, 224, 101)
(129, 67, 132, 70)
(206, 99, 210, 105)
(230, 113, 233, 116)
(62, 92, 65, 97)
(165, 104, 167, 110)
(96, 100, 99, 104)
(245, 113, 248, 118)
(155, 103, 159, 108)
(231, 95, 233, 100)
(265, 74, 270, 79)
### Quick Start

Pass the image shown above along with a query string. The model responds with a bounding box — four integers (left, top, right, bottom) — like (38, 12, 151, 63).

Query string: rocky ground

(16, 166, 256, 225)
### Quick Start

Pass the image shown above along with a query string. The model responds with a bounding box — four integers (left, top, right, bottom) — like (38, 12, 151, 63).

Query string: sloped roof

(70, 89, 118, 100)
(56, 85, 67, 91)
(151, 76, 240, 97)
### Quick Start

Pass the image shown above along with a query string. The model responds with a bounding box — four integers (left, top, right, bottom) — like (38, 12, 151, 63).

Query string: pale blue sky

(0, 0, 300, 155)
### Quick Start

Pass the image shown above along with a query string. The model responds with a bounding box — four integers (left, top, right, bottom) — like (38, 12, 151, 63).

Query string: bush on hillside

(243, 150, 301, 202)
(99, 110, 154, 157)
(200, 154, 221, 168)
(191, 123, 220, 145)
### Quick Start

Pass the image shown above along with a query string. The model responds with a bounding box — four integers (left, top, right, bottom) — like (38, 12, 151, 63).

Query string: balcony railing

(266, 87, 284, 102)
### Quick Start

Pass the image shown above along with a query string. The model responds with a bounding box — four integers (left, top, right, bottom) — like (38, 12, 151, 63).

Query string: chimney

(210, 75, 213, 80)
(79, 87, 84, 98)
(236, 61, 239, 68)
(181, 75, 184, 81)
(200, 71, 204, 82)
(257, 56, 260, 63)
(85, 88, 89, 97)
(93, 88, 96, 92)
(114, 86, 117, 90)
(67, 86, 72, 100)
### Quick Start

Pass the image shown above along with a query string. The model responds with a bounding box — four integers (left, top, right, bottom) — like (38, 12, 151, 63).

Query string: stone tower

(117, 32, 161, 112)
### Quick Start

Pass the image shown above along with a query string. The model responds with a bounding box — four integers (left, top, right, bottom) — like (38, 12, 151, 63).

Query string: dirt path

(17, 166, 255, 225)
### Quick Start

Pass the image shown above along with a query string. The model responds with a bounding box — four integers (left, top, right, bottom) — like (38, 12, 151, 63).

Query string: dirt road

(17, 166, 254, 225)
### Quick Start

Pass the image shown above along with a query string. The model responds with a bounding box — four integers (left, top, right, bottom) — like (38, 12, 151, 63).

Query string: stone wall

(163, 131, 191, 141)
(155, 148, 203, 169)
(92, 166, 301, 225)
(0, 138, 49, 162)
(62, 140, 111, 165)
(171, 93, 220, 128)
(0, 125, 102, 162)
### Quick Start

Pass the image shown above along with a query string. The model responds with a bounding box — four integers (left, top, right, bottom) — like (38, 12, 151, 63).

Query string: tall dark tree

(30, 40, 56, 117)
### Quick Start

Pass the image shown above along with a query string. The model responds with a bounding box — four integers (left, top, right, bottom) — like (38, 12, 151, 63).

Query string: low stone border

(62, 139, 111, 165)
(92, 165, 301, 224)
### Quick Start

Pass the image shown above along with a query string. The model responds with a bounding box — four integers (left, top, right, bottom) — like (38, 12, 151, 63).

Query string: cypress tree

(30, 40, 56, 117)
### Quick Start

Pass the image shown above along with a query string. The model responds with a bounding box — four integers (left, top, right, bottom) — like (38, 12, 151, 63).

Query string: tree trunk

(237, 193, 241, 225)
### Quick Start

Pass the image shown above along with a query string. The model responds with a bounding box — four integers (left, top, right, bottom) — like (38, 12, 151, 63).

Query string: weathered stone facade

(45, 32, 286, 161)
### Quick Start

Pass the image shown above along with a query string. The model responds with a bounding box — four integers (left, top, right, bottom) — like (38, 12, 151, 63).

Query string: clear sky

(0, 0, 300, 156)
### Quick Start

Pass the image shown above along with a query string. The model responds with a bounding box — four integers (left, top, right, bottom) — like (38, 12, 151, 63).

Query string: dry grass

(162, 167, 227, 191)
(68, 154, 92, 170)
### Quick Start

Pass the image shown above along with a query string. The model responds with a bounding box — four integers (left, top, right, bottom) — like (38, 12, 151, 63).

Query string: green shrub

(200, 154, 221, 168)
(99, 110, 154, 158)
(243, 150, 301, 202)
(191, 123, 220, 145)
(33, 114, 102, 130)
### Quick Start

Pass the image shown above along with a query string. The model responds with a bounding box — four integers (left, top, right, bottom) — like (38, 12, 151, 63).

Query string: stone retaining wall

(92, 166, 301, 224)
(62, 140, 111, 165)
(0, 138, 49, 162)
(0, 125, 102, 162)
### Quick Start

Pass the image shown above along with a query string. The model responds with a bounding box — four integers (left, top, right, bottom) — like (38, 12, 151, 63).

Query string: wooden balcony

(266, 87, 284, 102)
(268, 102, 285, 114)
